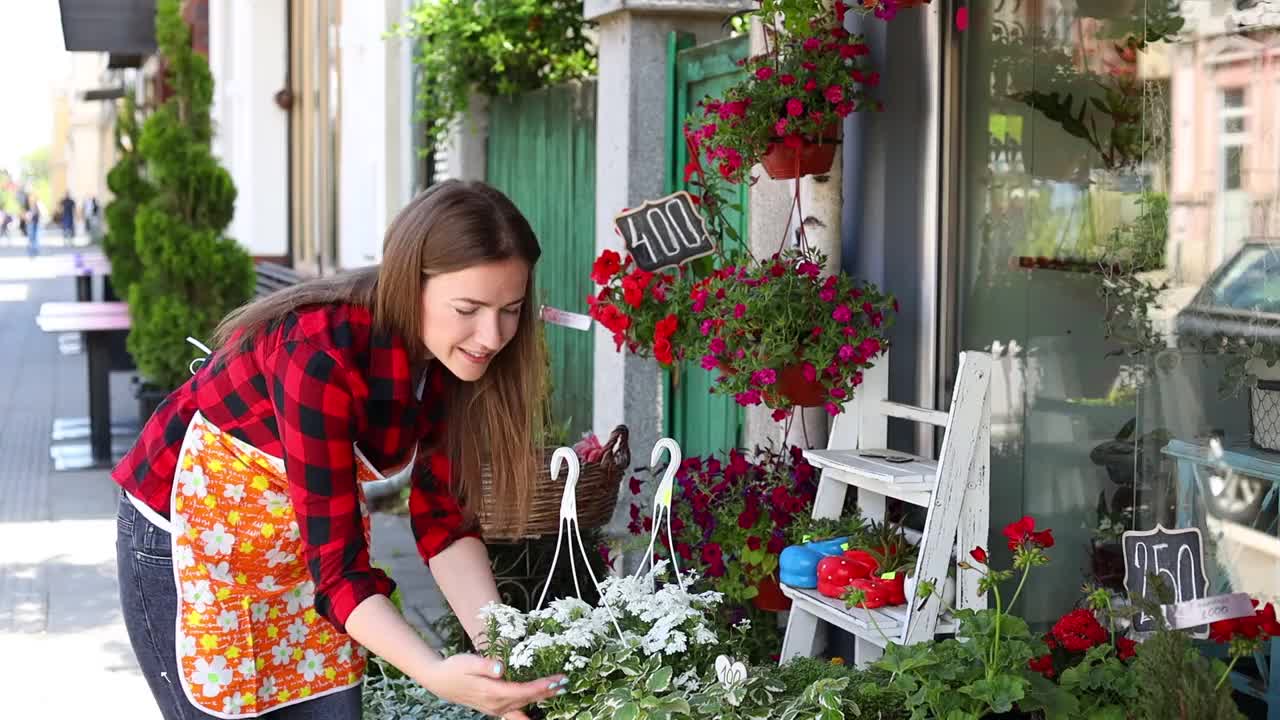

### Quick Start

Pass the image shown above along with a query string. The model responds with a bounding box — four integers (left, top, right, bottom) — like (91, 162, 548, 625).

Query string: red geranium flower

(1028, 654, 1054, 678)
(969, 547, 988, 564)
(1051, 609, 1108, 653)
(1116, 636, 1137, 661)
(1003, 516, 1054, 551)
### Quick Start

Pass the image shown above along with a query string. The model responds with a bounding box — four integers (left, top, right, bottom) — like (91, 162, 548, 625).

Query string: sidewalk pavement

(0, 247, 448, 718)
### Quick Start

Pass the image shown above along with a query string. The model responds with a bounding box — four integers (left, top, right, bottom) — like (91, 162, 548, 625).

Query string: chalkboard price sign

(1122, 524, 1209, 635)
(613, 191, 715, 272)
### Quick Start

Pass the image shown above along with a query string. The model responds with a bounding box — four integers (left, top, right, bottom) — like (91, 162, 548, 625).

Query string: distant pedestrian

(60, 192, 76, 239)
(26, 198, 41, 257)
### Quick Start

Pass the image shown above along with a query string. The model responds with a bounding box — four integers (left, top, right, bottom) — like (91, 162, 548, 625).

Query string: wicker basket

(477, 425, 630, 541)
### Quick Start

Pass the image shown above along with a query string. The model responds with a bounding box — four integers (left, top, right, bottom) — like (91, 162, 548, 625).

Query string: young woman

(113, 180, 567, 720)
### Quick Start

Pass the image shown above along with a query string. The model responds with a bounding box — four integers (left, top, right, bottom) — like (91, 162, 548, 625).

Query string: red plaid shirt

(113, 303, 478, 632)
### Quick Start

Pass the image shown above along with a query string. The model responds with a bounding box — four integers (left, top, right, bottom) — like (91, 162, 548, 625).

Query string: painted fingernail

(548, 681, 561, 690)
(492, 662, 503, 676)
(557, 688, 567, 696)
(557, 677, 570, 687)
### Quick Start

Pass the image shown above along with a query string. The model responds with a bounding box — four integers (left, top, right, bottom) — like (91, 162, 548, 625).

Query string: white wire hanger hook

(535, 446, 626, 641)
(632, 437, 686, 589)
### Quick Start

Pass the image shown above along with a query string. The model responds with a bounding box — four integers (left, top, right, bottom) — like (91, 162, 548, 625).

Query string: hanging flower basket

(761, 125, 842, 180)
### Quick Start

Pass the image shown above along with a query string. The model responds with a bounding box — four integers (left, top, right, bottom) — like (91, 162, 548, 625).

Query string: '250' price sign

(1122, 524, 1209, 635)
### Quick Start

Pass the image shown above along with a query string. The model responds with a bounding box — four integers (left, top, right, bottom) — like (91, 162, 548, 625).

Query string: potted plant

(865, 517, 1079, 719)
(691, 1, 882, 183)
(127, 0, 255, 403)
(692, 247, 896, 417)
(625, 445, 821, 615)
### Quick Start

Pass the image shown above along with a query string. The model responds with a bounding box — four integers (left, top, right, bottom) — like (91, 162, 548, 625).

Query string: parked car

(1174, 239, 1280, 526)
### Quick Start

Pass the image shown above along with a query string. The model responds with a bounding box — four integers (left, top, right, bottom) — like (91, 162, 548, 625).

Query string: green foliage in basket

(363, 655, 487, 720)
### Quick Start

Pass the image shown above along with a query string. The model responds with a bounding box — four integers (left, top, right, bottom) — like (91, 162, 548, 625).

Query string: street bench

(36, 301, 134, 470)
(255, 261, 304, 298)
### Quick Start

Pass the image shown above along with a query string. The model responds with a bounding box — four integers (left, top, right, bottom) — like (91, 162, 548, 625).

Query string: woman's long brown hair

(212, 180, 545, 534)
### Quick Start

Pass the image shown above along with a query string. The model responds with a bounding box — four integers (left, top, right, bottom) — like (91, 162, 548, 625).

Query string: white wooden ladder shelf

(779, 350, 992, 666)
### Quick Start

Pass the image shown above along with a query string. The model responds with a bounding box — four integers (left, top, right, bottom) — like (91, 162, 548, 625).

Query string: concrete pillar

(441, 93, 490, 182)
(586, 0, 752, 530)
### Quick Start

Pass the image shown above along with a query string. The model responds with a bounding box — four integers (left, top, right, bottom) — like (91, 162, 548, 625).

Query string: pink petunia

(733, 303, 746, 319)
(801, 362, 817, 383)
(832, 304, 853, 323)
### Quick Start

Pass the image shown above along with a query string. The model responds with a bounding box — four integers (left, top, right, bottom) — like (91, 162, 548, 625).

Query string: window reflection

(958, 0, 1280, 625)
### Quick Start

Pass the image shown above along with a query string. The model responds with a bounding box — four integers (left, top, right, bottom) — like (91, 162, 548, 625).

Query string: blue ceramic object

(779, 536, 851, 588)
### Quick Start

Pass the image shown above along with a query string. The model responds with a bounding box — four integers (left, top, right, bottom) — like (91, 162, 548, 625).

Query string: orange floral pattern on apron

(170, 411, 386, 718)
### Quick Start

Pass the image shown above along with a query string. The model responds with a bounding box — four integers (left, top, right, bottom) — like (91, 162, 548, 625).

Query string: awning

(58, 0, 156, 55)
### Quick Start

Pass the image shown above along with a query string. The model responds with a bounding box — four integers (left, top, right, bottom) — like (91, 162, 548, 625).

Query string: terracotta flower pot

(772, 362, 826, 408)
(753, 572, 793, 612)
(761, 125, 842, 180)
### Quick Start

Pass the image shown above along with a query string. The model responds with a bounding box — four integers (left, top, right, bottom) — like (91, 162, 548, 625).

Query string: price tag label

(540, 305, 592, 331)
(1162, 593, 1254, 631)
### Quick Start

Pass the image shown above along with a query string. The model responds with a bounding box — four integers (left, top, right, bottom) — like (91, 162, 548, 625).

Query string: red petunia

(786, 98, 804, 117)
(591, 249, 622, 285)
(755, 66, 775, 81)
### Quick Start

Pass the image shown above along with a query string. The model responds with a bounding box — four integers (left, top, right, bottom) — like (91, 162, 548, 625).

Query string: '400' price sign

(613, 192, 715, 272)
(1122, 524, 1209, 635)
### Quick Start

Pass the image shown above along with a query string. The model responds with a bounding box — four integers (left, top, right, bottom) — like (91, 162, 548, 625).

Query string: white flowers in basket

(482, 560, 721, 674)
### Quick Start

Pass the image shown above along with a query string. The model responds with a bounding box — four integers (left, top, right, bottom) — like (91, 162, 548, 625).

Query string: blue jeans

(116, 492, 363, 719)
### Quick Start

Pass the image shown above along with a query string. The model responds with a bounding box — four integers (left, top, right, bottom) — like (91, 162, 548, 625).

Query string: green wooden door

(665, 34, 749, 458)
(487, 80, 597, 438)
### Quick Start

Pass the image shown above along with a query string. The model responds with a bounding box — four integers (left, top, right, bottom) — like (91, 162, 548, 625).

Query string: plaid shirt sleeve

(269, 338, 394, 633)
(409, 430, 481, 564)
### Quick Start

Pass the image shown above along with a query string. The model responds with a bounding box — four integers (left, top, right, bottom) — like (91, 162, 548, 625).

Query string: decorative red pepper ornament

(816, 549, 879, 597)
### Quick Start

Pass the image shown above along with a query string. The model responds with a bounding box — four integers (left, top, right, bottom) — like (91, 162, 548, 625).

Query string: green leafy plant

(103, 92, 153, 297)
(397, 0, 595, 149)
(1131, 626, 1244, 720)
(784, 513, 869, 546)
(869, 516, 1078, 719)
(129, 0, 253, 390)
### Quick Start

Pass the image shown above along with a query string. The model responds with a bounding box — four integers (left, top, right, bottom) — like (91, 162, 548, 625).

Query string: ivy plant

(396, 0, 596, 148)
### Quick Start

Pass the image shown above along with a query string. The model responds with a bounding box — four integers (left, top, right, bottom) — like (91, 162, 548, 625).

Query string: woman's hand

(420, 654, 568, 720)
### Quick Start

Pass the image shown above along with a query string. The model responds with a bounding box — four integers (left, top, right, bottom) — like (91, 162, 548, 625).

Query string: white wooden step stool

(779, 350, 992, 666)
